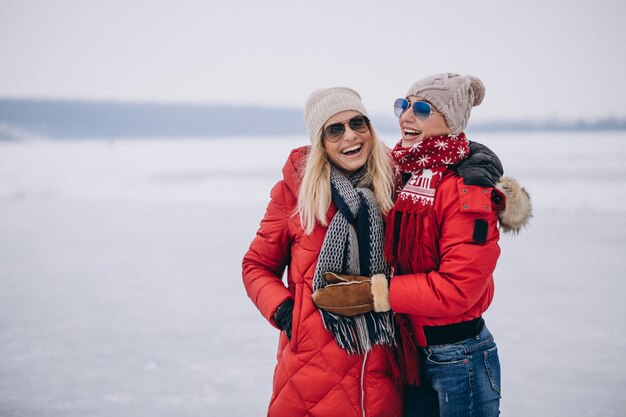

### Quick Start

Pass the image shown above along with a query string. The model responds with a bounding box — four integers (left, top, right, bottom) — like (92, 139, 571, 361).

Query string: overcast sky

(1, 0, 625, 120)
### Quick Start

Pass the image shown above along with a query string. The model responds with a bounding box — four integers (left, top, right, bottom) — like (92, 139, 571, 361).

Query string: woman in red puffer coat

(242, 87, 403, 417)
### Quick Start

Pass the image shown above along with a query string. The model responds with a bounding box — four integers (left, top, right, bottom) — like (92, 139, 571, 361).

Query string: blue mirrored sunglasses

(393, 98, 436, 120)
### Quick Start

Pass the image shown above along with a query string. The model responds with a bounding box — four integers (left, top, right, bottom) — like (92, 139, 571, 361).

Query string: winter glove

(311, 272, 391, 317)
(274, 299, 294, 340)
(454, 141, 504, 187)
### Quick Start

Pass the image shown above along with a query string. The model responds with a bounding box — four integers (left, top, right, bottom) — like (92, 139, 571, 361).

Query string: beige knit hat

(304, 87, 369, 143)
(405, 73, 485, 134)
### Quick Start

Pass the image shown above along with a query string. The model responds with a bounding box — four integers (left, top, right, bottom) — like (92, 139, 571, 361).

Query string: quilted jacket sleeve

(389, 177, 501, 318)
(242, 180, 294, 329)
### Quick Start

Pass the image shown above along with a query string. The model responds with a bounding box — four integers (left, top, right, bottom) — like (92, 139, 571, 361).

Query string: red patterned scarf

(384, 133, 469, 273)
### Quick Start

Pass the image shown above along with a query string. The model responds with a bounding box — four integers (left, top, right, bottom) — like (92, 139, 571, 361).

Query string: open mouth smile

(341, 144, 363, 155)
(403, 128, 422, 137)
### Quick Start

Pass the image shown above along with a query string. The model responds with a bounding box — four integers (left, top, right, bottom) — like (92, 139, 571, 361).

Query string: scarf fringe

(398, 212, 420, 272)
(384, 345, 404, 386)
(395, 314, 421, 386)
(319, 310, 395, 355)
(384, 209, 428, 274)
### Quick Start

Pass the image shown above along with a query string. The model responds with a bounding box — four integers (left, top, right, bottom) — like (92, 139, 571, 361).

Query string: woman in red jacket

(313, 74, 532, 416)
(242, 87, 403, 417)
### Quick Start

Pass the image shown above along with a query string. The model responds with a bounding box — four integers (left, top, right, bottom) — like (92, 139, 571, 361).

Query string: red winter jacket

(389, 170, 501, 346)
(242, 146, 403, 417)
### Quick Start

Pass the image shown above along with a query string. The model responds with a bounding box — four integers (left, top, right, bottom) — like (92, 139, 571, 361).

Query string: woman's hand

(274, 299, 294, 340)
(312, 272, 390, 317)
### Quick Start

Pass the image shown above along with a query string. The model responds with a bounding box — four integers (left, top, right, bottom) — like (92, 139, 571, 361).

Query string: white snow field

(1, 132, 625, 416)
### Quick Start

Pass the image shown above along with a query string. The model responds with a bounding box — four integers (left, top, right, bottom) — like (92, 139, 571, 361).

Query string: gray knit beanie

(405, 73, 485, 134)
(304, 87, 369, 143)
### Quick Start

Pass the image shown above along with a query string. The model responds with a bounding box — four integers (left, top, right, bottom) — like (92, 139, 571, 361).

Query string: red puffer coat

(389, 170, 501, 346)
(242, 146, 403, 417)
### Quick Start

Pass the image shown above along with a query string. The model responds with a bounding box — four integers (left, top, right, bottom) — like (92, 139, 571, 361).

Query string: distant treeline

(1, 98, 625, 140)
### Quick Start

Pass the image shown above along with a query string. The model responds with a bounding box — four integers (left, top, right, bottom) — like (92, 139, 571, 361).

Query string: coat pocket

(289, 282, 304, 352)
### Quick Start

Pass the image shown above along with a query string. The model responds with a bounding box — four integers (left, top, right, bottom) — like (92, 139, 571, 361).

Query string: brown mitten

(312, 273, 390, 317)
(323, 272, 371, 284)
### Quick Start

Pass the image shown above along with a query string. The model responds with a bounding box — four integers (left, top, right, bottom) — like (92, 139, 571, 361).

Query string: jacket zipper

(361, 351, 368, 417)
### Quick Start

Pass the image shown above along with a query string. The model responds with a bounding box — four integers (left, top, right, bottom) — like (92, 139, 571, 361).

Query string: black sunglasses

(322, 115, 370, 143)
(393, 98, 439, 120)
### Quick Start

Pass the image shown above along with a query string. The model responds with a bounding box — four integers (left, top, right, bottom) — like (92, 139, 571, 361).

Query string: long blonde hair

(297, 124, 395, 234)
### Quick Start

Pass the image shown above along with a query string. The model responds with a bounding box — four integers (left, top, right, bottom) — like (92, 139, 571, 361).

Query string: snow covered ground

(1, 132, 625, 416)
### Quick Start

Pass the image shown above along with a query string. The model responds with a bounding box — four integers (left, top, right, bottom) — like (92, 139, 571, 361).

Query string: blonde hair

(297, 125, 395, 234)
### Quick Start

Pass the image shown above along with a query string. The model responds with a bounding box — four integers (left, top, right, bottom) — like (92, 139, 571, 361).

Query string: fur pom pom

(468, 75, 485, 106)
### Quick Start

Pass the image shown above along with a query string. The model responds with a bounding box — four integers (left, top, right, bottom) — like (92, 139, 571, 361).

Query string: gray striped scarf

(312, 166, 395, 354)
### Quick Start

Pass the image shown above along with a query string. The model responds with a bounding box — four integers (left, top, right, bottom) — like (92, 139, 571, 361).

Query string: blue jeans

(404, 326, 501, 417)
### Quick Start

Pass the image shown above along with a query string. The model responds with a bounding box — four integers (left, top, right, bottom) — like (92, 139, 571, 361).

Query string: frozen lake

(1, 132, 626, 416)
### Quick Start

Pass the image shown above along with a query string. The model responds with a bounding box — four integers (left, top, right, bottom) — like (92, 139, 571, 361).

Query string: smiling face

(322, 110, 373, 175)
(399, 96, 451, 148)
